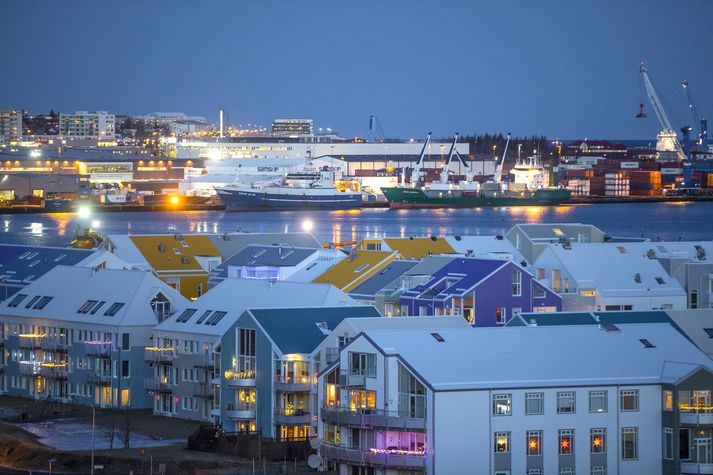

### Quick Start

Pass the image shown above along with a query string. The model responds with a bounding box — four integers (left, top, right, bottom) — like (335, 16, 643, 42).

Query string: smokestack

(219, 106, 225, 139)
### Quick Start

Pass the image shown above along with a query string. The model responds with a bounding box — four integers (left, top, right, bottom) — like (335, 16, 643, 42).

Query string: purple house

(400, 257, 561, 326)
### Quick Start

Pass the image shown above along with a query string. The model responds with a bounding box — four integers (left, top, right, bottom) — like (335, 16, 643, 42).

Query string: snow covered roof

(361, 323, 713, 391)
(0, 266, 188, 327)
(444, 235, 526, 263)
(156, 278, 355, 336)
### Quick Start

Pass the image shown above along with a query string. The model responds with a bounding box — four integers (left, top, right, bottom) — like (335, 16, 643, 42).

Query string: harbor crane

(682, 80, 709, 152)
(493, 133, 512, 183)
(406, 132, 432, 186)
(437, 133, 468, 184)
(638, 62, 687, 161)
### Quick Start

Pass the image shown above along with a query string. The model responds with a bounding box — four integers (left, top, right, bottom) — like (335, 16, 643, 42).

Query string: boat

(381, 133, 572, 209)
(214, 167, 363, 211)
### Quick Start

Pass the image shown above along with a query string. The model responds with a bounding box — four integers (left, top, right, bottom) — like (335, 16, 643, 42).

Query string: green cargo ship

(381, 186, 572, 209)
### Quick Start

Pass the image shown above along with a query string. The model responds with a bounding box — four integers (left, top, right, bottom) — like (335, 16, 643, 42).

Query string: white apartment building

(59, 111, 115, 140)
(0, 109, 22, 142)
(317, 323, 713, 475)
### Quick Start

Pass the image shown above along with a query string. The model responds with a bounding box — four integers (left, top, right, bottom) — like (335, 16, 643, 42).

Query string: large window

(527, 430, 542, 456)
(237, 328, 256, 372)
(589, 390, 607, 413)
(591, 428, 606, 453)
(492, 394, 512, 416)
(525, 392, 544, 415)
(557, 392, 576, 414)
(663, 390, 673, 411)
(620, 389, 639, 412)
(350, 352, 376, 378)
(494, 432, 510, 453)
(621, 427, 638, 460)
(512, 268, 522, 296)
(558, 429, 573, 455)
(349, 389, 376, 413)
(663, 428, 674, 460)
(398, 364, 425, 418)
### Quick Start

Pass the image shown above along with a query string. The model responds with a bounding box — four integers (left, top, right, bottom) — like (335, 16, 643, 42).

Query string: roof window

(205, 310, 227, 326)
(54, 254, 66, 262)
(175, 308, 197, 323)
(195, 310, 212, 324)
(431, 332, 445, 342)
(78, 300, 98, 314)
(24, 295, 40, 309)
(639, 338, 656, 349)
(104, 302, 125, 316)
(655, 277, 666, 285)
(89, 301, 106, 314)
(704, 328, 713, 339)
(33, 296, 53, 310)
(354, 264, 369, 273)
(7, 293, 27, 307)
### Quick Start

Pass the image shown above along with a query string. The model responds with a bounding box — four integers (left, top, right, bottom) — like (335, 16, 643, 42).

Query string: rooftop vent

(430, 236, 437, 241)
(465, 250, 474, 257)
(454, 235, 462, 241)
(562, 241, 572, 250)
(181, 256, 190, 265)
(695, 245, 707, 261)
(174, 233, 183, 241)
(409, 237, 414, 240)
(158, 243, 165, 253)
(639, 338, 656, 349)
(222, 233, 231, 241)
(430, 332, 445, 342)
(603, 234, 612, 242)
(634, 273, 641, 283)
(520, 260, 528, 267)
(495, 235, 503, 240)
(600, 323, 620, 333)
(646, 249, 657, 259)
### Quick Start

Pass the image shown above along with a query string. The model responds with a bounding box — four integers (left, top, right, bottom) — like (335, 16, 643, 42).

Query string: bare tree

(118, 410, 133, 449)
(107, 414, 116, 449)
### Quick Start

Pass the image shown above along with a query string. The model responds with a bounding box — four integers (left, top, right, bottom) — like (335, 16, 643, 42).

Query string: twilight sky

(1, 0, 711, 139)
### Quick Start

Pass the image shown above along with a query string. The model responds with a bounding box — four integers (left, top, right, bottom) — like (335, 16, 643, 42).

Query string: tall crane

(407, 132, 432, 186)
(682, 80, 709, 152)
(493, 133, 511, 183)
(639, 63, 687, 161)
(437, 133, 467, 183)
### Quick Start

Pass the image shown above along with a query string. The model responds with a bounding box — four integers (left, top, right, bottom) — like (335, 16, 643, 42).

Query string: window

(527, 430, 542, 456)
(663, 390, 673, 411)
(692, 289, 699, 309)
(33, 296, 52, 309)
(175, 308, 197, 323)
(205, 310, 227, 326)
(89, 301, 105, 314)
(527, 470, 542, 475)
(398, 363, 425, 418)
(655, 276, 666, 284)
(512, 268, 522, 296)
(121, 333, 129, 351)
(591, 467, 606, 475)
(558, 429, 573, 455)
(663, 427, 674, 460)
(557, 392, 576, 413)
(559, 469, 573, 475)
(494, 432, 510, 453)
(621, 427, 638, 460)
(496, 307, 507, 325)
(350, 352, 376, 378)
(104, 302, 125, 316)
(590, 428, 606, 453)
(492, 394, 512, 416)
(534, 285, 546, 298)
(705, 328, 713, 338)
(77, 300, 98, 314)
(195, 310, 212, 324)
(525, 392, 544, 415)
(589, 390, 607, 413)
(680, 428, 691, 460)
(121, 360, 129, 378)
(7, 294, 27, 307)
(620, 389, 639, 411)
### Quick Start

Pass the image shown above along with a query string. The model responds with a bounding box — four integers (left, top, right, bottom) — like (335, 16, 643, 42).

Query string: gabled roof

(312, 250, 398, 292)
(209, 245, 320, 287)
(349, 261, 418, 299)
(128, 235, 221, 272)
(207, 232, 321, 258)
(0, 244, 97, 291)
(362, 323, 713, 391)
(285, 249, 348, 283)
(156, 279, 356, 336)
(382, 237, 455, 260)
(0, 266, 188, 326)
(444, 235, 526, 263)
(507, 223, 605, 241)
(665, 309, 713, 356)
(402, 257, 508, 300)
(248, 306, 382, 355)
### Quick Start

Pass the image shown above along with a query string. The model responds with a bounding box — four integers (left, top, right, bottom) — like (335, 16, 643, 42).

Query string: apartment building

(147, 279, 356, 422)
(59, 111, 115, 140)
(317, 323, 713, 474)
(0, 266, 187, 407)
(0, 109, 22, 143)
(505, 223, 611, 264)
(218, 306, 382, 438)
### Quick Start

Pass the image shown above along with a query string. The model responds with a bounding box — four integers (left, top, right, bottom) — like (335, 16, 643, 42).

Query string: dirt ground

(0, 396, 318, 474)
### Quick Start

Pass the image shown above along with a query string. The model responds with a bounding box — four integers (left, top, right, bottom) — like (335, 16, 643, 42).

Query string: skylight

(25, 295, 40, 309)
(195, 310, 212, 324)
(175, 308, 198, 323)
(354, 264, 369, 273)
(655, 277, 665, 285)
(639, 339, 656, 349)
(33, 296, 53, 310)
(431, 332, 445, 342)
(104, 302, 125, 316)
(7, 293, 27, 307)
(54, 254, 66, 262)
(77, 300, 98, 314)
(89, 301, 106, 315)
(705, 329, 713, 339)
(205, 310, 227, 326)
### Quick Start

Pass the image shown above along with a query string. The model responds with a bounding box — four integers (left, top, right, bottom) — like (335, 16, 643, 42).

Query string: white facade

(0, 109, 22, 142)
(59, 111, 115, 140)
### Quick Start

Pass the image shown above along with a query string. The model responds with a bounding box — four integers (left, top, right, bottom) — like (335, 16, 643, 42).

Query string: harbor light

(91, 220, 101, 229)
(170, 195, 179, 205)
(302, 219, 314, 232)
(77, 206, 91, 219)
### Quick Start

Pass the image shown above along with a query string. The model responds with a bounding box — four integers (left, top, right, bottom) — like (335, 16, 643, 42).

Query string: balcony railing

(320, 405, 426, 431)
(144, 348, 175, 364)
(87, 372, 112, 386)
(681, 462, 713, 474)
(39, 365, 69, 379)
(84, 342, 113, 358)
(40, 339, 69, 353)
(144, 377, 173, 393)
(18, 338, 43, 349)
(192, 382, 214, 399)
(274, 375, 311, 393)
(274, 407, 311, 425)
(224, 369, 256, 387)
(225, 402, 256, 420)
(320, 443, 426, 470)
(339, 370, 366, 387)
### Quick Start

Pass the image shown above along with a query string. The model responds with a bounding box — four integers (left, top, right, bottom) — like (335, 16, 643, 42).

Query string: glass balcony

(225, 402, 256, 420)
(192, 382, 214, 399)
(144, 348, 175, 364)
(275, 406, 311, 425)
(144, 377, 173, 393)
(87, 372, 112, 386)
(320, 443, 426, 470)
(320, 405, 426, 431)
(274, 374, 311, 392)
(84, 342, 112, 358)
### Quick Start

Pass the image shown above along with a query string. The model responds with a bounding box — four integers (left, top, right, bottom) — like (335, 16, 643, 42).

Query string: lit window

(512, 268, 522, 296)
(620, 389, 639, 412)
(621, 427, 638, 460)
(496, 307, 507, 325)
(558, 429, 573, 455)
(492, 394, 512, 416)
(494, 432, 510, 453)
(589, 390, 608, 413)
(663, 390, 673, 411)
(590, 428, 606, 453)
(526, 430, 542, 456)
(525, 392, 544, 415)
(557, 392, 576, 414)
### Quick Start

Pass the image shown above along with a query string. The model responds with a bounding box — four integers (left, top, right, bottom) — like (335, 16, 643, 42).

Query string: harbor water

(0, 201, 711, 247)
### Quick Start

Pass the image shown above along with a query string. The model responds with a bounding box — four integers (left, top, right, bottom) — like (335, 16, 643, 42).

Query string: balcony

(320, 444, 426, 470)
(681, 462, 713, 474)
(320, 406, 426, 431)
(192, 382, 214, 399)
(144, 348, 175, 364)
(18, 337, 42, 350)
(274, 375, 311, 393)
(40, 339, 69, 353)
(340, 370, 366, 387)
(84, 342, 112, 358)
(224, 369, 256, 388)
(274, 407, 311, 425)
(39, 365, 68, 379)
(225, 402, 256, 420)
(87, 372, 112, 386)
(680, 410, 713, 426)
(144, 377, 173, 393)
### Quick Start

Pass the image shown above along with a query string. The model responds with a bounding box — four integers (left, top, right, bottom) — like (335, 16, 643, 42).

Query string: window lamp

(527, 430, 542, 456)
(558, 429, 573, 455)
(494, 432, 510, 453)
(492, 394, 512, 416)
(590, 428, 606, 453)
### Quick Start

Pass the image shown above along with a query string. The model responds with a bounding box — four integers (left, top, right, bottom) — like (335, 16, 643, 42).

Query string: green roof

(249, 306, 382, 354)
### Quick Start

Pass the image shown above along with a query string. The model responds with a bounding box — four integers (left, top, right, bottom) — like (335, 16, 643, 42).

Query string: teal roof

(249, 306, 382, 354)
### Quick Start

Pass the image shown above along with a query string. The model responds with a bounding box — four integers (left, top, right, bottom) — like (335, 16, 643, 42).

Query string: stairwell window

(492, 394, 512, 416)
(558, 429, 573, 455)
(512, 268, 522, 296)
(398, 363, 425, 418)
(620, 389, 639, 412)
(590, 428, 606, 453)
(663, 428, 674, 460)
(589, 390, 608, 413)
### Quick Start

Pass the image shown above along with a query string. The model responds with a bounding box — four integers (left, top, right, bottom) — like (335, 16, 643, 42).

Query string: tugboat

(214, 165, 363, 211)
(381, 133, 571, 209)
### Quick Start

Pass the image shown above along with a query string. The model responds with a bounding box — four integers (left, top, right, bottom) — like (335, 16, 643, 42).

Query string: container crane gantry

(682, 80, 709, 152)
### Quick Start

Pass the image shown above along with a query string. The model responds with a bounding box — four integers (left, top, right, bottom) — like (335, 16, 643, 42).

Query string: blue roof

(0, 245, 93, 299)
(506, 312, 597, 326)
(402, 258, 507, 299)
(349, 261, 418, 299)
(248, 306, 382, 354)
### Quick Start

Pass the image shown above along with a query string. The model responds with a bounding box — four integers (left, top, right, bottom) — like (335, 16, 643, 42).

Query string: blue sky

(1, 0, 711, 139)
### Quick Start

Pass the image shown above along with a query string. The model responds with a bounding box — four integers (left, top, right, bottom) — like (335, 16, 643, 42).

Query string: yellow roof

(312, 250, 397, 292)
(383, 237, 455, 260)
(129, 235, 221, 272)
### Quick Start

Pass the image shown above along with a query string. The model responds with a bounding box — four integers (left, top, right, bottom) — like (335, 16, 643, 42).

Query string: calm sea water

(0, 202, 711, 247)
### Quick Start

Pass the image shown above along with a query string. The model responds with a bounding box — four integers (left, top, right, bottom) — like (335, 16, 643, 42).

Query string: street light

(169, 195, 180, 231)
(72, 397, 96, 475)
